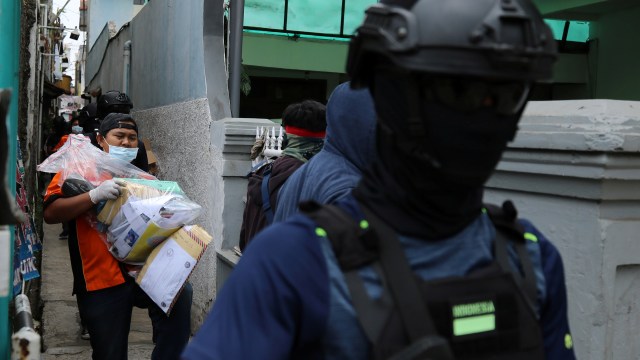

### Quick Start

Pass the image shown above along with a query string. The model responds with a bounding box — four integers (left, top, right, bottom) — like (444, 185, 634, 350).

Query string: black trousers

(76, 280, 192, 360)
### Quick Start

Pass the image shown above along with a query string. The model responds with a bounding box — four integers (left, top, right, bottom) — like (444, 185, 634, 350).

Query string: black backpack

(301, 200, 544, 360)
(245, 160, 275, 224)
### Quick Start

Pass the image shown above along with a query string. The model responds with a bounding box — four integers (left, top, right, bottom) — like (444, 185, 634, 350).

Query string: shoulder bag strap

(260, 166, 274, 224)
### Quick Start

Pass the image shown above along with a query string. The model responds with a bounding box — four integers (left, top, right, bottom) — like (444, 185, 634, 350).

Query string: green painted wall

(243, 32, 588, 85)
(243, 33, 349, 74)
(554, 53, 589, 84)
(589, 5, 640, 100)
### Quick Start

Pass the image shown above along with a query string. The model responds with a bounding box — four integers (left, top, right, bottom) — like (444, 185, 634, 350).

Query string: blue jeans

(76, 280, 192, 360)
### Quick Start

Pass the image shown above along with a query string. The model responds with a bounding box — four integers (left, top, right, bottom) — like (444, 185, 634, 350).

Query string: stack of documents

(98, 179, 201, 263)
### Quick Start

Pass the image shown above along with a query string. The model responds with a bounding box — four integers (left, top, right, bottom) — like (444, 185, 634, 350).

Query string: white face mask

(106, 141, 138, 163)
(71, 125, 83, 134)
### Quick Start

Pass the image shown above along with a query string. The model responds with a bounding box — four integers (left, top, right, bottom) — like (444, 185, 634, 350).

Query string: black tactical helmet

(97, 90, 133, 119)
(347, 0, 557, 87)
(78, 103, 97, 120)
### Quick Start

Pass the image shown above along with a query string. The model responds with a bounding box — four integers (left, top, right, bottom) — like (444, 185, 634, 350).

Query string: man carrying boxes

(42, 113, 195, 360)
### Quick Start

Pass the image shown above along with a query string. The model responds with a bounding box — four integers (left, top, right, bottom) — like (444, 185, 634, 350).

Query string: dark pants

(76, 280, 192, 360)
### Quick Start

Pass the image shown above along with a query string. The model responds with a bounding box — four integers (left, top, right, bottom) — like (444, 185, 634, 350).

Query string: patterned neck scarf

(281, 134, 325, 163)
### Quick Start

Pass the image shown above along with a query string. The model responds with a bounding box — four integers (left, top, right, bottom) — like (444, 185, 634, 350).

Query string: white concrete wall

(210, 118, 276, 293)
(133, 112, 272, 330)
(486, 99, 640, 360)
(132, 98, 224, 326)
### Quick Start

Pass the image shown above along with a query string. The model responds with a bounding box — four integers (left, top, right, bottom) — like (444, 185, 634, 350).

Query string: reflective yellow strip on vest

(524, 232, 538, 242)
(565, 333, 573, 349)
(315, 227, 327, 237)
(453, 314, 496, 336)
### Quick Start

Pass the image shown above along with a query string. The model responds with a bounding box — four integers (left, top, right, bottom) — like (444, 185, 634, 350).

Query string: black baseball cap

(99, 113, 138, 136)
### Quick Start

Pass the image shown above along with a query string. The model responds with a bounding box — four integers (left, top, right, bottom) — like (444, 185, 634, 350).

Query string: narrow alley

(40, 222, 152, 359)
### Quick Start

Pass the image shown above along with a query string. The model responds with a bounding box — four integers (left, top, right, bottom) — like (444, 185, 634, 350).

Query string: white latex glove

(89, 179, 125, 204)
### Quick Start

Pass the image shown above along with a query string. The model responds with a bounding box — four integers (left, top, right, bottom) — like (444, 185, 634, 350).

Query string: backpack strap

(484, 201, 538, 313)
(246, 157, 276, 178)
(261, 165, 274, 224)
(299, 201, 378, 270)
(300, 201, 387, 343)
(301, 201, 454, 359)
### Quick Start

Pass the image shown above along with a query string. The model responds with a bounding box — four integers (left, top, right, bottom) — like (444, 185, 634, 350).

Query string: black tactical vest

(302, 200, 545, 360)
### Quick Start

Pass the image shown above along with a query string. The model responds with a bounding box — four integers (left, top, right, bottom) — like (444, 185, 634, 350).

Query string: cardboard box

(142, 139, 159, 176)
(142, 139, 156, 163)
(136, 225, 212, 314)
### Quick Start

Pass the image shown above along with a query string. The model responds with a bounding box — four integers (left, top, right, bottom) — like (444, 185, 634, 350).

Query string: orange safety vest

(44, 172, 126, 292)
(51, 135, 69, 152)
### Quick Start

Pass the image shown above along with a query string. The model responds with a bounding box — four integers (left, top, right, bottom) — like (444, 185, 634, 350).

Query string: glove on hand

(88, 179, 125, 204)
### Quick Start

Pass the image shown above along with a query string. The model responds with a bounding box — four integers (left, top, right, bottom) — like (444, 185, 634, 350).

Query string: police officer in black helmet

(183, 0, 576, 359)
(97, 90, 134, 119)
(77, 102, 98, 135)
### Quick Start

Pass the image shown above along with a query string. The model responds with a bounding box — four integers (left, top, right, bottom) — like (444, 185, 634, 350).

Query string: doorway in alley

(240, 76, 327, 121)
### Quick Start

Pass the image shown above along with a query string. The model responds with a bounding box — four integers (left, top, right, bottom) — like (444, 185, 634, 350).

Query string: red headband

(284, 126, 326, 138)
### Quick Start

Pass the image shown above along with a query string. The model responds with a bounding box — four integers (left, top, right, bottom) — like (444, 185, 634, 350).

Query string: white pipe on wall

(11, 294, 40, 360)
(123, 40, 131, 95)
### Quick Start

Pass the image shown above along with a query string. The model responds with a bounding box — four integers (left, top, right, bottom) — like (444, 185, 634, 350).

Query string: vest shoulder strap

(483, 200, 525, 238)
(299, 201, 377, 270)
(302, 201, 455, 359)
(261, 165, 274, 224)
(483, 201, 538, 311)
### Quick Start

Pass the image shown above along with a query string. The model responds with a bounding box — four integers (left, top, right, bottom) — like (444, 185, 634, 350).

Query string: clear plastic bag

(37, 134, 155, 185)
(97, 178, 202, 264)
(37, 135, 202, 264)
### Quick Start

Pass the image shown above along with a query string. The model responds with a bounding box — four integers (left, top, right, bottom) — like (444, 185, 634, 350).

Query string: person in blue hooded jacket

(274, 82, 376, 222)
(182, 0, 575, 359)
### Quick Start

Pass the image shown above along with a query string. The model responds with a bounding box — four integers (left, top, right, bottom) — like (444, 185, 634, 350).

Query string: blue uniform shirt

(182, 196, 575, 360)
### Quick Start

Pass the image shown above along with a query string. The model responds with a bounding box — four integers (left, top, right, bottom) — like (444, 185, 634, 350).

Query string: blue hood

(323, 82, 377, 171)
(274, 82, 377, 221)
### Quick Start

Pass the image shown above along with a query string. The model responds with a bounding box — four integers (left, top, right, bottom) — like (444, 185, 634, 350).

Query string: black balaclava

(354, 70, 523, 240)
